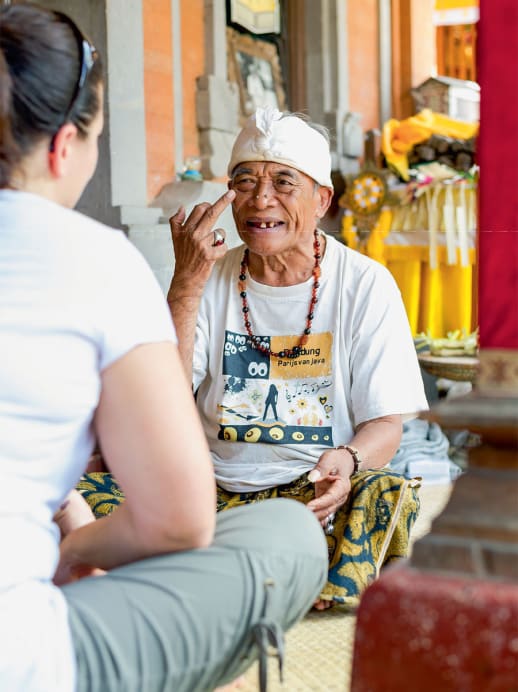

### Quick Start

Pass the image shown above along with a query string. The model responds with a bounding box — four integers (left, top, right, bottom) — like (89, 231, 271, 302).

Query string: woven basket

(418, 353, 479, 382)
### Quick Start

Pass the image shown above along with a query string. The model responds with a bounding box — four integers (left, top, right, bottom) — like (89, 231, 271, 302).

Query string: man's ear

(48, 123, 78, 178)
(316, 185, 333, 218)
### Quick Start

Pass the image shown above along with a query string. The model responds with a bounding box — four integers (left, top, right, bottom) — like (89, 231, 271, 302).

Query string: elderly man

(167, 107, 428, 610)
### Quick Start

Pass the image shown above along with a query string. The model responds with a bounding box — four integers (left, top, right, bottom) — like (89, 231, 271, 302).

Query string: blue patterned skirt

(77, 469, 420, 609)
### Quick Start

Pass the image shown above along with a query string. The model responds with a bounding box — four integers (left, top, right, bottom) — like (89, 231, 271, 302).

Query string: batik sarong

(77, 469, 420, 609)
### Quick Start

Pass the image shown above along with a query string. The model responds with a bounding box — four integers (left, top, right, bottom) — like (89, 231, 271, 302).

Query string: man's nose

(251, 180, 273, 206)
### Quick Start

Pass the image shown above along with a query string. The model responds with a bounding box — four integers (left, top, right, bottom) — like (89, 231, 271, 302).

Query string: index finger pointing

(205, 189, 236, 222)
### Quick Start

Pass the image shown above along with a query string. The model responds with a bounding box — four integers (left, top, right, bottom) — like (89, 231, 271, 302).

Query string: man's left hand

(306, 449, 354, 525)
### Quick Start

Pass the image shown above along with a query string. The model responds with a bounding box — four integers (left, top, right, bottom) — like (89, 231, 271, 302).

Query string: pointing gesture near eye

(167, 189, 236, 376)
(169, 189, 235, 289)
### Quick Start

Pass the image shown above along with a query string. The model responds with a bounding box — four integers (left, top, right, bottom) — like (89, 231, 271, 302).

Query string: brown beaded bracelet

(335, 444, 362, 476)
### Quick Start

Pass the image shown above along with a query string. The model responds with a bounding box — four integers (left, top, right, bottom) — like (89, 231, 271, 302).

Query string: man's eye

(274, 179, 294, 188)
(235, 178, 256, 188)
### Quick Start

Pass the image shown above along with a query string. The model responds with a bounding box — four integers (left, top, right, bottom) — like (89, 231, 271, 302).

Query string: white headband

(228, 107, 333, 188)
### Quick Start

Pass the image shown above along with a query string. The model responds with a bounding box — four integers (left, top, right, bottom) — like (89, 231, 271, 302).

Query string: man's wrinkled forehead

(231, 163, 302, 180)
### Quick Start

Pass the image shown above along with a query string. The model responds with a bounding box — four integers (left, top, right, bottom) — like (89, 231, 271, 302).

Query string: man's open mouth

(246, 220, 284, 229)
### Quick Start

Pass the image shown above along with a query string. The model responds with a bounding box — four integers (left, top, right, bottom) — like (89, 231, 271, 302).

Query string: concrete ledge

(120, 206, 163, 225)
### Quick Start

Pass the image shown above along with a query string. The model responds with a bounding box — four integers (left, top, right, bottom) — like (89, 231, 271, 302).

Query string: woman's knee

(215, 497, 328, 562)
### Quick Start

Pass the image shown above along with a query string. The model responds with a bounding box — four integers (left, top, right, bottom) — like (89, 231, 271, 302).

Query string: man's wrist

(335, 445, 362, 476)
(167, 274, 206, 303)
(167, 287, 203, 305)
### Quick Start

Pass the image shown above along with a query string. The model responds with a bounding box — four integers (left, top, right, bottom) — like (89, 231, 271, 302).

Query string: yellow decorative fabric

(364, 207, 392, 266)
(340, 208, 392, 264)
(341, 211, 358, 250)
(382, 109, 479, 180)
(389, 183, 477, 246)
(341, 201, 476, 338)
(384, 245, 475, 337)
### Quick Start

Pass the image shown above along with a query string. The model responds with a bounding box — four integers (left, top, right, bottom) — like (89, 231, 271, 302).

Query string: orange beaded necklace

(238, 229, 322, 359)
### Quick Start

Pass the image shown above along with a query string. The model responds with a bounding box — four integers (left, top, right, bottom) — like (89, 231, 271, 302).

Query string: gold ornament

(338, 161, 399, 257)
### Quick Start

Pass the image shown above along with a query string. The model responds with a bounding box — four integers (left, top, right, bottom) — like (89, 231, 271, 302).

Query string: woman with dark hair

(0, 5, 327, 691)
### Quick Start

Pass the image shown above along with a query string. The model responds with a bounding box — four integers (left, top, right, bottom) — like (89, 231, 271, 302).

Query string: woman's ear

(48, 123, 78, 179)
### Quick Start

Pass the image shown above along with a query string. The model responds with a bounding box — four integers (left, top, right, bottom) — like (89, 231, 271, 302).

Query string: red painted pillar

(477, 0, 518, 351)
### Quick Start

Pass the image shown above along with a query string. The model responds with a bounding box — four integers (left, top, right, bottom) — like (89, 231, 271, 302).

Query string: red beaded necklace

(238, 229, 322, 359)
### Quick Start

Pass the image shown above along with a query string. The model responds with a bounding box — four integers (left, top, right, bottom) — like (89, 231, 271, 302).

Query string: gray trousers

(63, 498, 328, 692)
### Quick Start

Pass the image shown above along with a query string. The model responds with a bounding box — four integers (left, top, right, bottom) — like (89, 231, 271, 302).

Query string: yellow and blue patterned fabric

(76, 472, 126, 517)
(217, 469, 419, 608)
(77, 469, 419, 609)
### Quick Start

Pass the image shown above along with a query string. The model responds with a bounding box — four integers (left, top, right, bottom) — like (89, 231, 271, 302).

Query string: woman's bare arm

(55, 341, 216, 579)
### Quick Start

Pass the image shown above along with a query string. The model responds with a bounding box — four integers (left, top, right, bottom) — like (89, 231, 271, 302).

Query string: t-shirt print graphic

(217, 330, 335, 446)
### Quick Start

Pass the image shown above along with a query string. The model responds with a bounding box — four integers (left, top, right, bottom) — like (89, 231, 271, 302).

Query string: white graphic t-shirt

(193, 233, 428, 492)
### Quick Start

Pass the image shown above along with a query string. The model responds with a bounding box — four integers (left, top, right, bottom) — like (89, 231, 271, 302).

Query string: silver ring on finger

(212, 229, 225, 247)
(324, 512, 335, 535)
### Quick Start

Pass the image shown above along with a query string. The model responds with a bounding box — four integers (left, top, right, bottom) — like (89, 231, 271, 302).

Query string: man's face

(228, 161, 332, 256)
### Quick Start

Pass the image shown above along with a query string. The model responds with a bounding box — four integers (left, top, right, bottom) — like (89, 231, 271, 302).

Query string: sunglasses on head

(50, 12, 98, 149)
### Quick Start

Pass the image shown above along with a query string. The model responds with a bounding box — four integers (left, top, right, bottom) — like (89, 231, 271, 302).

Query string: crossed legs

(63, 499, 327, 692)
